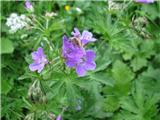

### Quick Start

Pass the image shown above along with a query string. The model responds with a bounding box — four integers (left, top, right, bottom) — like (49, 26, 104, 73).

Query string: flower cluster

(6, 13, 30, 33)
(62, 28, 96, 77)
(108, 0, 123, 11)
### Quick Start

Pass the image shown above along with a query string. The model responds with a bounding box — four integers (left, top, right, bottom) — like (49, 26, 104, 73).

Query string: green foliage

(1, 1, 160, 120)
(114, 81, 159, 120)
(1, 38, 14, 54)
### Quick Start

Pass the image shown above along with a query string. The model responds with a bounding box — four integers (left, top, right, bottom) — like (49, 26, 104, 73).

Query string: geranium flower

(62, 28, 96, 77)
(29, 47, 48, 73)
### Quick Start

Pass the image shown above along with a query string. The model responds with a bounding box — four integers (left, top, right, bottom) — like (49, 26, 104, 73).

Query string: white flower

(6, 13, 30, 33)
(108, 0, 123, 11)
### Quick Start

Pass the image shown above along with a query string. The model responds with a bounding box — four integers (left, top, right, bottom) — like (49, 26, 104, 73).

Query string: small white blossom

(108, 0, 123, 11)
(6, 13, 30, 33)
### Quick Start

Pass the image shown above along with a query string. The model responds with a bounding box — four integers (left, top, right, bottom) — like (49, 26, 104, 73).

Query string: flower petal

(136, 0, 154, 3)
(56, 115, 62, 120)
(86, 50, 96, 61)
(37, 47, 44, 57)
(29, 63, 41, 71)
(76, 65, 86, 77)
(81, 30, 96, 45)
(31, 52, 39, 60)
(84, 62, 96, 70)
(66, 59, 77, 68)
(71, 28, 81, 37)
(37, 65, 45, 73)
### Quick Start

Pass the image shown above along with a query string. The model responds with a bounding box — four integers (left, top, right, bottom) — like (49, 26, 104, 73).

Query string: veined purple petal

(76, 65, 86, 77)
(81, 30, 96, 45)
(84, 61, 96, 70)
(86, 50, 96, 61)
(29, 63, 41, 71)
(82, 30, 93, 38)
(68, 48, 85, 59)
(66, 59, 77, 68)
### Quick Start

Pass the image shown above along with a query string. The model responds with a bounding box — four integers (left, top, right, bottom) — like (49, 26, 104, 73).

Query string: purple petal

(31, 52, 39, 60)
(62, 35, 68, 43)
(56, 115, 62, 120)
(37, 47, 44, 57)
(25, 1, 32, 9)
(76, 65, 86, 77)
(81, 30, 96, 45)
(62, 35, 71, 57)
(84, 62, 96, 70)
(82, 30, 93, 38)
(68, 48, 85, 59)
(90, 38, 96, 42)
(71, 28, 81, 37)
(66, 59, 77, 68)
(135, 0, 154, 3)
(29, 63, 41, 71)
(37, 65, 45, 73)
(86, 50, 96, 61)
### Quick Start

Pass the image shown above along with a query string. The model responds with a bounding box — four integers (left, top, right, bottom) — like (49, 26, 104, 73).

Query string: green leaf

(140, 40, 155, 59)
(112, 60, 134, 83)
(1, 79, 12, 95)
(117, 81, 159, 120)
(103, 96, 120, 112)
(131, 57, 147, 72)
(89, 72, 114, 86)
(1, 38, 14, 54)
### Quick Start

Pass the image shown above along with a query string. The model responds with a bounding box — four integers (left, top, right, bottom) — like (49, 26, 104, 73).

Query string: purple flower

(62, 28, 96, 77)
(62, 35, 85, 60)
(29, 47, 48, 73)
(75, 50, 96, 76)
(71, 28, 96, 45)
(56, 115, 62, 120)
(135, 0, 154, 3)
(25, 0, 34, 11)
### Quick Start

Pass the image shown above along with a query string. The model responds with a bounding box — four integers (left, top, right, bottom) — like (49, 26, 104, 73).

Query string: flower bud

(56, 115, 62, 120)
(28, 80, 46, 103)
(25, 0, 34, 12)
(48, 113, 56, 120)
